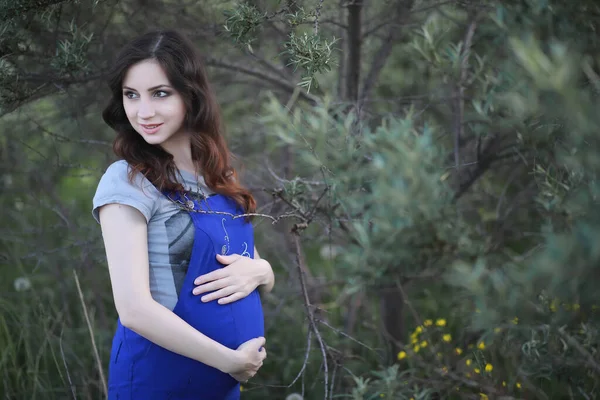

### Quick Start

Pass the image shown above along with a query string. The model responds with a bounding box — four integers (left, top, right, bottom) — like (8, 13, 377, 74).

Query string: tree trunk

(345, 0, 362, 103)
(380, 284, 405, 361)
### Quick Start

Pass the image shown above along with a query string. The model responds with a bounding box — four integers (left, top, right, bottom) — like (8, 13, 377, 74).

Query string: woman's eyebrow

(122, 84, 172, 91)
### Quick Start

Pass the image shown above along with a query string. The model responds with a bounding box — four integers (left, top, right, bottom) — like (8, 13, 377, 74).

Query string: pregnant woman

(92, 30, 274, 399)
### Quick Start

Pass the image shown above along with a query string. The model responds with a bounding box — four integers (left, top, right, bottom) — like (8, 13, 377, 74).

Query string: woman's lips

(140, 123, 163, 135)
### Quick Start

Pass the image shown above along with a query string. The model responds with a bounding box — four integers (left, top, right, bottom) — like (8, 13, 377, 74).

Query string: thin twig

(453, 15, 478, 189)
(317, 318, 380, 356)
(288, 330, 313, 387)
(183, 206, 303, 224)
(73, 269, 108, 397)
(292, 232, 329, 399)
(314, 0, 325, 35)
(265, 162, 327, 186)
(306, 188, 329, 224)
(59, 328, 77, 400)
(256, 330, 313, 390)
(329, 362, 338, 400)
(204, 57, 319, 104)
(30, 118, 111, 147)
(558, 328, 600, 375)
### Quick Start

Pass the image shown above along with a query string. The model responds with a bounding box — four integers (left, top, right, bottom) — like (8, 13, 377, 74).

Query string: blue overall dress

(107, 192, 265, 400)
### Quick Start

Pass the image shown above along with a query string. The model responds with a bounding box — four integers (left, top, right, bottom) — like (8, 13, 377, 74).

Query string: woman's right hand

(228, 336, 267, 382)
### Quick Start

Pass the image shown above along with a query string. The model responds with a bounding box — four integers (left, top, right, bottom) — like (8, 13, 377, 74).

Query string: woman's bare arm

(254, 247, 274, 294)
(99, 203, 263, 374)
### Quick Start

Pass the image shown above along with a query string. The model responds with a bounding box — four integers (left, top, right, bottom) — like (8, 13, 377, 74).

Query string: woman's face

(122, 59, 187, 148)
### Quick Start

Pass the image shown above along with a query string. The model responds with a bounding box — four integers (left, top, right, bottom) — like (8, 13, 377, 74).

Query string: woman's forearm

(258, 259, 275, 294)
(254, 247, 274, 294)
(120, 297, 239, 373)
(98, 204, 242, 374)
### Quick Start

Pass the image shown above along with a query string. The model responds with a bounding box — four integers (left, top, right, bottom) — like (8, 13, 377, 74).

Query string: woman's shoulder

(101, 160, 155, 188)
(92, 159, 160, 223)
(103, 159, 135, 177)
(105, 159, 129, 172)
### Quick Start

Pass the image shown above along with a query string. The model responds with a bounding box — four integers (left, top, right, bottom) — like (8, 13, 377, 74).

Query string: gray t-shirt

(92, 160, 213, 311)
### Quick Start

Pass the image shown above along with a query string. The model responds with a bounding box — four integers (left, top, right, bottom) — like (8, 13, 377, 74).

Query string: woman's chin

(143, 137, 164, 145)
(138, 133, 166, 146)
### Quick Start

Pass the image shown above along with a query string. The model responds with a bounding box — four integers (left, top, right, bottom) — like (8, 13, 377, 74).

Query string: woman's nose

(138, 100, 155, 119)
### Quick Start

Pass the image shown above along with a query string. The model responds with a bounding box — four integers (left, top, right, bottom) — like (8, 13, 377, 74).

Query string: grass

(0, 268, 113, 400)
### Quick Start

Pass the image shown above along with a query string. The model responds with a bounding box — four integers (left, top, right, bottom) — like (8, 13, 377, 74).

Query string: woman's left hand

(193, 254, 270, 304)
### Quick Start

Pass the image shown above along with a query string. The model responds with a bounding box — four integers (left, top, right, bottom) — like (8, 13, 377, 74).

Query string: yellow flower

(502, 381, 507, 387)
(477, 341, 486, 350)
(379, 394, 385, 398)
(443, 334, 452, 342)
(465, 372, 471, 378)
(411, 336, 418, 344)
(437, 352, 443, 359)
(474, 368, 481, 374)
(413, 345, 421, 353)
(415, 326, 423, 334)
(485, 363, 493, 373)
(494, 327, 502, 333)
(420, 340, 428, 348)
(573, 303, 581, 311)
(512, 317, 519, 325)
(516, 382, 522, 389)
(442, 366, 448, 374)
(550, 299, 559, 312)
(466, 359, 472, 366)
(480, 394, 488, 400)
(436, 318, 447, 327)
(397, 351, 407, 360)
(424, 319, 433, 327)
(455, 347, 463, 355)
(240, 386, 245, 392)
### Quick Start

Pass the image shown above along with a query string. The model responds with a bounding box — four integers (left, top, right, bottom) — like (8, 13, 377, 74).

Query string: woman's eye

(123, 91, 138, 99)
(154, 90, 169, 97)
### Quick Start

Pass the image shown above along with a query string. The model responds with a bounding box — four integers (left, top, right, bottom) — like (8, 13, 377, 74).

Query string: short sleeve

(92, 160, 159, 224)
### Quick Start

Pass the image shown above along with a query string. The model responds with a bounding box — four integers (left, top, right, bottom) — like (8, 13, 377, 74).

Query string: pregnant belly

(174, 288, 265, 350)
(111, 290, 264, 396)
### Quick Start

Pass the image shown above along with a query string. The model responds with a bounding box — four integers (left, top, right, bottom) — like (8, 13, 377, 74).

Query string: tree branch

(359, 0, 415, 106)
(292, 230, 329, 399)
(0, 0, 70, 20)
(204, 57, 319, 104)
(345, 0, 362, 102)
(453, 15, 478, 189)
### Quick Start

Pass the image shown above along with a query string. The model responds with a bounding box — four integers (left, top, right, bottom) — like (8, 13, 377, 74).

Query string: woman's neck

(160, 132, 195, 174)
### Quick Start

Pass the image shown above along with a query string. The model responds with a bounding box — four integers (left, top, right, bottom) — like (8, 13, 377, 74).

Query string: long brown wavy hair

(102, 30, 255, 214)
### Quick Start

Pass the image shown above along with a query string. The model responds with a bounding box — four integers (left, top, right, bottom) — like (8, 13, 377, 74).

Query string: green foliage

(282, 32, 338, 92)
(223, 1, 338, 93)
(223, 3, 265, 47)
(50, 21, 94, 75)
(255, 1, 600, 398)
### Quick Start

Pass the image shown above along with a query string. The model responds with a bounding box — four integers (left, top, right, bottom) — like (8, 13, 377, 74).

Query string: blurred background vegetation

(1, 0, 600, 399)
